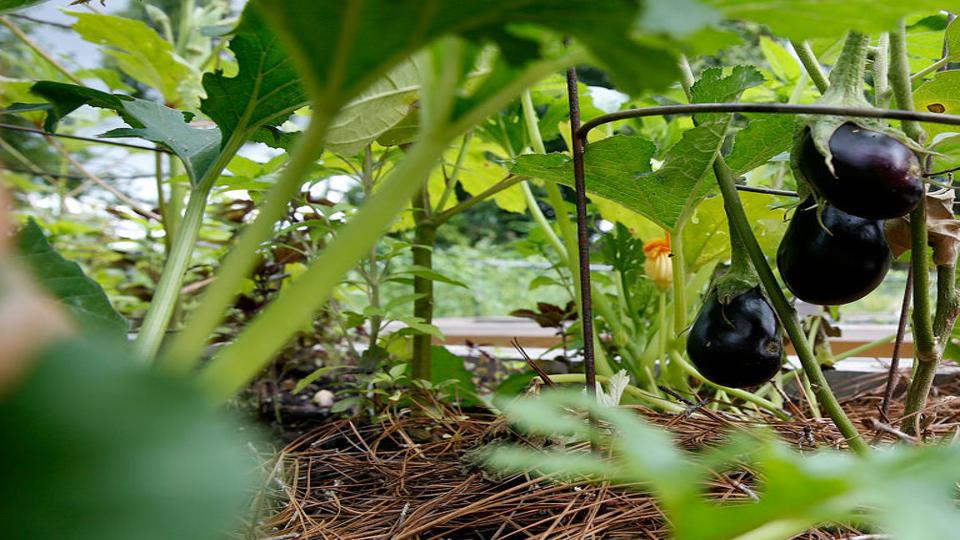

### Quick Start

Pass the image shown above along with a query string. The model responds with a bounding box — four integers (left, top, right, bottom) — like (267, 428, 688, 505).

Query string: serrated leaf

(705, 0, 951, 40)
(324, 57, 425, 155)
(29, 82, 221, 185)
(914, 70, 960, 138)
(690, 65, 765, 122)
(69, 11, 199, 108)
(200, 5, 307, 147)
(15, 220, 127, 340)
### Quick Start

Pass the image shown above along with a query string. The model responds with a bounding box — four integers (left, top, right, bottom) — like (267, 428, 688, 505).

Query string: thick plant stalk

(888, 18, 959, 434)
(410, 188, 437, 381)
(790, 40, 830, 94)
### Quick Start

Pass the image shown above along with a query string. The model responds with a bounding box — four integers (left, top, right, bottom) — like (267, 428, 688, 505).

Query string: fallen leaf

(885, 189, 960, 265)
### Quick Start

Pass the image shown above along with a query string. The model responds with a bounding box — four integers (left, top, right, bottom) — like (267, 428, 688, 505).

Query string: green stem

(520, 87, 612, 377)
(670, 350, 789, 420)
(657, 290, 668, 383)
(362, 147, 383, 348)
(791, 40, 830, 94)
(802, 318, 823, 418)
(826, 31, 870, 101)
(410, 189, 437, 381)
(833, 333, 896, 362)
(911, 57, 951, 81)
(163, 118, 329, 370)
(166, 155, 185, 241)
(154, 150, 172, 256)
(670, 227, 687, 333)
(873, 33, 891, 108)
(434, 175, 525, 225)
(934, 265, 960, 340)
(545, 374, 684, 412)
(714, 160, 867, 453)
(132, 182, 212, 361)
(889, 22, 925, 142)
(198, 130, 451, 400)
(434, 131, 472, 212)
(521, 90, 547, 154)
(890, 18, 942, 434)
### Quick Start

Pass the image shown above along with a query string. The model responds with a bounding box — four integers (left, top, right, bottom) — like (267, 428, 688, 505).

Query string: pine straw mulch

(258, 373, 960, 540)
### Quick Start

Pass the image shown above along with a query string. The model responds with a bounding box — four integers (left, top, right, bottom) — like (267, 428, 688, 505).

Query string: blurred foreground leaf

(0, 338, 259, 540)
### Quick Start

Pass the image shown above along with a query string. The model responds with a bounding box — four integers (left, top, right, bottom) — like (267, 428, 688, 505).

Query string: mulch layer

(257, 373, 960, 539)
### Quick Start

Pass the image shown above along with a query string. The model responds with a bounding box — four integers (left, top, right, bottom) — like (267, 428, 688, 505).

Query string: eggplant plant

(4, 0, 960, 537)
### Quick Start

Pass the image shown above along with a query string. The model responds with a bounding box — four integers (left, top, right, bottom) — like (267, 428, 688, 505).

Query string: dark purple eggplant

(777, 198, 891, 305)
(687, 287, 783, 388)
(797, 123, 923, 219)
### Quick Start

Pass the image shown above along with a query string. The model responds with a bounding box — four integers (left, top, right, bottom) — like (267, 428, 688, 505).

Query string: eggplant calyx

(713, 264, 759, 306)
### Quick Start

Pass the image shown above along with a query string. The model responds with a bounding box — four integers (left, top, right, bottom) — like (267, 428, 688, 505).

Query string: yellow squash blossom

(643, 236, 673, 291)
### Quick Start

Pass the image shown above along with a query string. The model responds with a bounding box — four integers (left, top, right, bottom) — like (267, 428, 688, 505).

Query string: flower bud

(643, 237, 673, 291)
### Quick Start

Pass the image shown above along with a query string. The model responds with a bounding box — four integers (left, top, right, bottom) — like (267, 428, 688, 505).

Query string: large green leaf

(29, 82, 221, 184)
(706, 0, 950, 39)
(69, 11, 200, 108)
(15, 220, 127, 340)
(0, 339, 257, 540)
(689, 65, 765, 117)
(200, 5, 307, 147)
(324, 57, 425, 155)
(253, 0, 682, 115)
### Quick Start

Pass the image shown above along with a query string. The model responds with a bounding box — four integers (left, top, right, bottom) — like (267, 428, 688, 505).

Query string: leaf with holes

(914, 70, 960, 138)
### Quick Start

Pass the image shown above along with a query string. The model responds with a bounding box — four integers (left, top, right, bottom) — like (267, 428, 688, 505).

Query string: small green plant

(486, 390, 960, 540)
